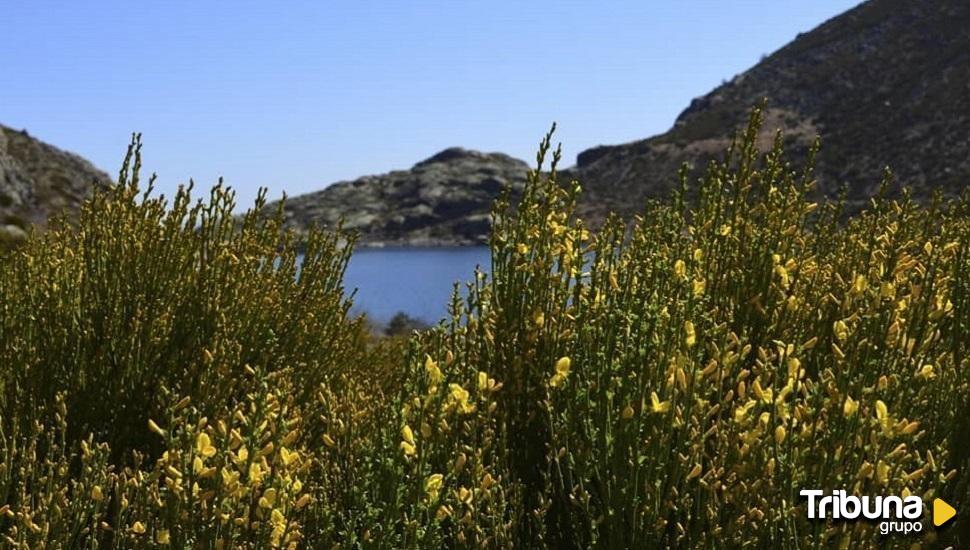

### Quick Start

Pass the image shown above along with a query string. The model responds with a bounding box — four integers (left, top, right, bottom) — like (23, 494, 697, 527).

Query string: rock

(0, 124, 111, 233)
(268, 148, 529, 246)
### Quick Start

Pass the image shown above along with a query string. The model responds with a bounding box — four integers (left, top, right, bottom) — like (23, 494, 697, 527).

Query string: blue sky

(3, 0, 859, 209)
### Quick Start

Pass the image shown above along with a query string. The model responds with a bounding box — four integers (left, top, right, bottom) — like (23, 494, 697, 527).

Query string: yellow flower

(733, 399, 756, 423)
(916, 364, 935, 380)
(448, 384, 475, 414)
(221, 468, 240, 488)
(280, 447, 300, 467)
(196, 432, 216, 458)
(131, 521, 146, 535)
(684, 321, 696, 348)
(156, 529, 171, 544)
(425, 473, 444, 501)
(875, 399, 893, 434)
(775, 265, 790, 288)
(843, 395, 859, 417)
(91, 485, 104, 502)
(833, 320, 849, 342)
(752, 379, 773, 404)
(650, 391, 670, 414)
(875, 400, 888, 422)
(401, 441, 417, 457)
(259, 488, 278, 508)
(533, 310, 545, 328)
(295, 494, 312, 509)
(621, 405, 635, 420)
(400, 424, 417, 455)
(425, 355, 443, 385)
(401, 425, 415, 445)
(880, 281, 896, 299)
(549, 356, 571, 388)
(235, 446, 249, 465)
(147, 419, 166, 437)
(322, 434, 337, 448)
(481, 472, 496, 490)
(852, 274, 868, 295)
(876, 460, 890, 484)
(774, 425, 787, 445)
(686, 464, 702, 480)
(248, 462, 264, 484)
(692, 278, 706, 297)
(673, 259, 687, 280)
(555, 356, 571, 376)
(270, 509, 286, 543)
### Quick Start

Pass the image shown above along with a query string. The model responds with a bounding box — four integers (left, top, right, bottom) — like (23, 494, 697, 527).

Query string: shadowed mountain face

(278, 0, 970, 245)
(570, 0, 970, 220)
(0, 124, 110, 245)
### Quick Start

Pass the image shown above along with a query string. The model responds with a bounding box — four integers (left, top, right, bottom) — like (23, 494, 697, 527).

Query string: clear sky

(3, 0, 860, 209)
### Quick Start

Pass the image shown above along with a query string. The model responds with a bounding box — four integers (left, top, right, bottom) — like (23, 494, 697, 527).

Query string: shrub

(0, 108, 967, 547)
(0, 136, 362, 459)
(393, 112, 969, 547)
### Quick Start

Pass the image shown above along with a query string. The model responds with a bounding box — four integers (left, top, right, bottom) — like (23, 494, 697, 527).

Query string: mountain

(570, 0, 970, 219)
(273, 148, 529, 246)
(278, 0, 970, 245)
(0, 124, 111, 245)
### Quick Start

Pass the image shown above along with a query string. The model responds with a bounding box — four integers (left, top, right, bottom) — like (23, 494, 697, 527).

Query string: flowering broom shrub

(0, 107, 967, 547)
(0, 136, 363, 458)
(392, 111, 969, 547)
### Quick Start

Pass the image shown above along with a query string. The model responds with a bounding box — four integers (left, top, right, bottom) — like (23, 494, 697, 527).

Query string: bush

(0, 109, 967, 547)
(0, 136, 362, 458)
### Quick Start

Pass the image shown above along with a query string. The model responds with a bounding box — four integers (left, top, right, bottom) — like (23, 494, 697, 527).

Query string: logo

(800, 490, 957, 535)
(933, 498, 956, 527)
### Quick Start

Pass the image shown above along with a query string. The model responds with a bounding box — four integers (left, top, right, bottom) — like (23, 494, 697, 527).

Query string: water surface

(343, 246, 490, 323)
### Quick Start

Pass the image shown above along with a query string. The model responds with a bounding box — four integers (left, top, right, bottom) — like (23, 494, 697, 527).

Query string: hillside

(272, 148, 529, 246)
(570, 0, 970, 220)
(277, 0, 970, 244)
(0, 124, 110, 245)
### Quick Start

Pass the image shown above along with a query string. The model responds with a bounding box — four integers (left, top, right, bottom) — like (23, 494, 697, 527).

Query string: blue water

(343, 246, 490, 323)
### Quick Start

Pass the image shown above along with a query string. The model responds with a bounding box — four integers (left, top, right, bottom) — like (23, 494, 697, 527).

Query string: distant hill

(271, 148, 529, 246)
(0, 124, 110, 245)
(278, 0, 970, 245)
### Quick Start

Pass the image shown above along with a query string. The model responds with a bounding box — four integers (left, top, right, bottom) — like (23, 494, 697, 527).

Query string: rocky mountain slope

(570, 0, 970, 220)
(278, 0, 970, 245)
(0, 124, 110, 245)
(273, 148, 529, 246)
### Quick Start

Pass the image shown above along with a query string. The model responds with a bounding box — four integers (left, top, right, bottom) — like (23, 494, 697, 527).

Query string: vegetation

(0, 108, 967, 548)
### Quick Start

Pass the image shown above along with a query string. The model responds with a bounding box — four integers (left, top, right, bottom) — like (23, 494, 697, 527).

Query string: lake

(343, 246, 490, 323)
